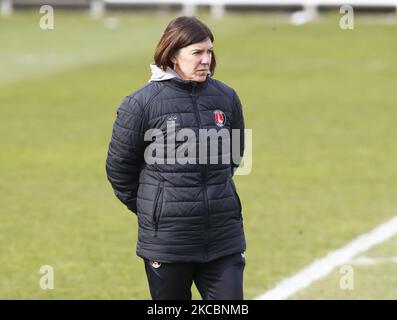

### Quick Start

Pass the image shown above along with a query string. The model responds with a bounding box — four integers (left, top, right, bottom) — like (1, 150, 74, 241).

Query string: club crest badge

(213, 110, 225, 127)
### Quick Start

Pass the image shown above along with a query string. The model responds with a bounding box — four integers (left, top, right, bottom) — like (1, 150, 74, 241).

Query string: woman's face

(172, 38, 213, 83)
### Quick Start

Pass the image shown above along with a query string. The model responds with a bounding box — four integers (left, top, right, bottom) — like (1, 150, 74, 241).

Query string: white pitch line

(255, 215, 397, 300)
(351, 256, 397, 265)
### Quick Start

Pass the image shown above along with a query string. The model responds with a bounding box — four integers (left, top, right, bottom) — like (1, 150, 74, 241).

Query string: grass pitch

(1, 10, 397, 299)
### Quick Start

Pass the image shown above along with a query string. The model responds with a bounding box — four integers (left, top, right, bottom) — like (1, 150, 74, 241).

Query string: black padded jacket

(106, 68, 246, 262)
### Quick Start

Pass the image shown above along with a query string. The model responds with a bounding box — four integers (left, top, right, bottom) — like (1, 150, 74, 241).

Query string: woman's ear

(170, 53, 178, 65)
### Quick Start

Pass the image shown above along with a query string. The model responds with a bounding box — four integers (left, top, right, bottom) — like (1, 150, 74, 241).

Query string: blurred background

(1, 0, 397, 299)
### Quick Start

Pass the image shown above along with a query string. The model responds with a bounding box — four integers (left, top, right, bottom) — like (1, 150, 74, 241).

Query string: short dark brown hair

(154, 16, 216, 76)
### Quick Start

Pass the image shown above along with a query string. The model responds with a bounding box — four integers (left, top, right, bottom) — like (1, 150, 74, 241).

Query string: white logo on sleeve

(149, 260, 162, 268)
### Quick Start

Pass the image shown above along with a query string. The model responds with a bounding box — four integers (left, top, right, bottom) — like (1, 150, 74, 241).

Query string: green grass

(1, 10, 397, 299)
(291, 236, 397, 299)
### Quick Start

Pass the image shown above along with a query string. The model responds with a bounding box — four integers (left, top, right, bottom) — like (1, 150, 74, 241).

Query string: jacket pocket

(229, 179, 242, 213)
(152, 181, 164, 231)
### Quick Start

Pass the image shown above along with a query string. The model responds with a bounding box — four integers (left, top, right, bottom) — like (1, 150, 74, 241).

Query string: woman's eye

(192, 51, 212, 55)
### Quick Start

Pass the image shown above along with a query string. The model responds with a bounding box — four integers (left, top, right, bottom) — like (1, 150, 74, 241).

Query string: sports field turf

(1, 10, 396, 299)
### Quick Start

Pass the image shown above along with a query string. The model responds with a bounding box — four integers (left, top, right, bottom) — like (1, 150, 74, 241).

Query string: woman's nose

(201, 53, 211, 65)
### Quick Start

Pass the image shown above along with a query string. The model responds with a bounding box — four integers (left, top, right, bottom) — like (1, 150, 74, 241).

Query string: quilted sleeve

(105, 96, 146, 214)
(231, 90, 245, 176)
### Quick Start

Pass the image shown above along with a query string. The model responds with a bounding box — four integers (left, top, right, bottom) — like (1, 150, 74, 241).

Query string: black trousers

(143, 252, 245, 300)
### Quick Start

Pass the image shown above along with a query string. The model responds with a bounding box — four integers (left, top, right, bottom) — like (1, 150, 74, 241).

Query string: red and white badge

(214, 110, 226, 127)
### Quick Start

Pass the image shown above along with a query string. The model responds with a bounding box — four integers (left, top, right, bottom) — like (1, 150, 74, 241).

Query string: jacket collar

(149, 63, 180, 82)
(169, 76, 209, 91)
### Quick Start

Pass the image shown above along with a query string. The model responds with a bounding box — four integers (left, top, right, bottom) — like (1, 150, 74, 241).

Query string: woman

(106, 16, 246, 300)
